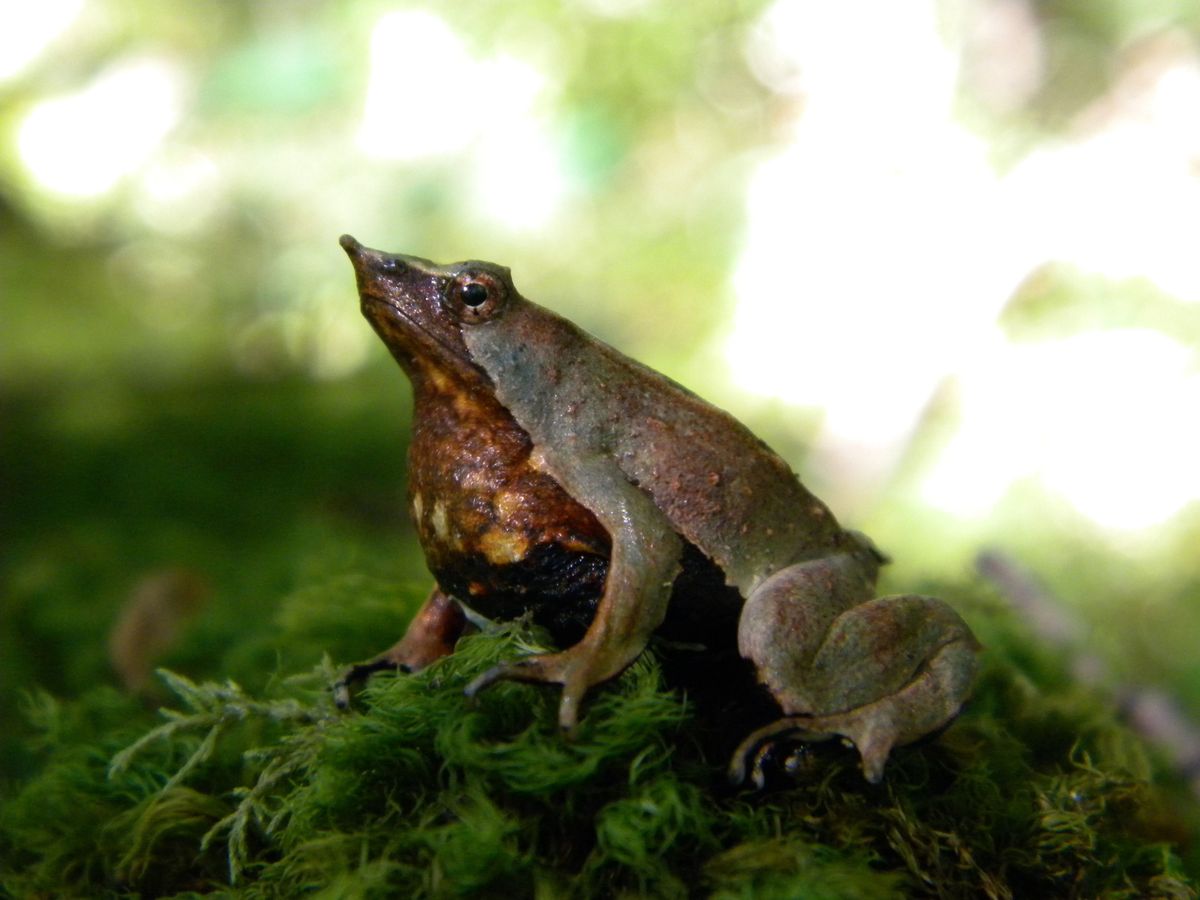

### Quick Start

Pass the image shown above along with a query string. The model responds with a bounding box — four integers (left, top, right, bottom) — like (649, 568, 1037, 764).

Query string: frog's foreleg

(736, 564, 979, 783)
(466, 470, 683, 733)
(334, 588, 469, 708)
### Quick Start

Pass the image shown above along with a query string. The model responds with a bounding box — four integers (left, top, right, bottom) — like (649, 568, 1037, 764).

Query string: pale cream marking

(492, 489, 525, 523)
(427, 367, 452, 393)
(452, 392, 484, 417)
(479, 528, 530, 565)
(431, 501, 450, 541)
(460, 469, 491, 491)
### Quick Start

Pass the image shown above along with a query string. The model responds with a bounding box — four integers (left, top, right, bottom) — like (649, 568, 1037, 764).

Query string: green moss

(2, 577, 1197, 898)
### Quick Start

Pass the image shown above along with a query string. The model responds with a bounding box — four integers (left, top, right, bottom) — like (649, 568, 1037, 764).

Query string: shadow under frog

(335, 235, 980, 785)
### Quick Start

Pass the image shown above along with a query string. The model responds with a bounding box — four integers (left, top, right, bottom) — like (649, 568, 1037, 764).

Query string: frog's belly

(409, 407, 616, 643)
(428, 534, 744, 650)
(429, 541, 609, 645)
(405, 392, 741, 646)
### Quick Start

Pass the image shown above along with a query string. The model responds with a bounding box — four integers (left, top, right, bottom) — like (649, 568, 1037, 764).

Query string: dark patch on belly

(432, 543, 609, 645)
(435, 537, 744, 650)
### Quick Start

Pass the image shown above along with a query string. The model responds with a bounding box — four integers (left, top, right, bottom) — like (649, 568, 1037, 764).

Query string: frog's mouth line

(362, 283, 493, 386)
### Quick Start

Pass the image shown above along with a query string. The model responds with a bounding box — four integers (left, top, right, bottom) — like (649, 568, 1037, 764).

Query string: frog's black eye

(448, 273, 504, 321)
(461, 282, 488, 307)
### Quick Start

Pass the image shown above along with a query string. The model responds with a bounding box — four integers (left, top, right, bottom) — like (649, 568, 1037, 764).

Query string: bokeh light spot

(0, 0, 84, 83)
(17, 57, 183, 198)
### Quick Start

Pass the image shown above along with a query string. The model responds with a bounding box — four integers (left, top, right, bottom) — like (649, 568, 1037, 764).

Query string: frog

(335, 234, 980, 784)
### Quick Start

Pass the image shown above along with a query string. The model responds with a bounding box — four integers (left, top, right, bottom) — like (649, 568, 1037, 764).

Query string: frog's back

(598, 343, 848, 591)
(467, 300, 851, 593)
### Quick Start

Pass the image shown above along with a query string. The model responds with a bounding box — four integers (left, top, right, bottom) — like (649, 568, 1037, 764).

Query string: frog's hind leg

(736, 588, 979, 784)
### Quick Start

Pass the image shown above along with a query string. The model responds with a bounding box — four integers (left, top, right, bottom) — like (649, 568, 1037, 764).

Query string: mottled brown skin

(356, 248, 742, 648)
(335, 235, 979, 785)
(409, 380, 746, 643)
(403, 332, 612, 643)
(339, 240, 746, 656)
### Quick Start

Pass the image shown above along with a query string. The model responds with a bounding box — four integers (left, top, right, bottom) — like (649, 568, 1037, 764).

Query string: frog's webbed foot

(464, 642, 625, 734)
(732, 614, 979, 785)
(729, 707, 908, 786)
(737, 581, 980, 784)
(460, 652, 588, 734)
(334, 588, 468, 709)
(728, 718, 841, 789)
(333, 657, 399, 709)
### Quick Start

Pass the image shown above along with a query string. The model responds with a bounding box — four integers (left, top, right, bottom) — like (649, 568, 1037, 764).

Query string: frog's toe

(464, 653, 595, 735)
(333, 657, 404, 710)
(729, 709, 918, 785)
(848, 718, 895, 784)
(727, 717, 839, 786)
(464, 653, 563, 695)
(463, 661, 517, 698)
(556, 688, 583, 736)
(333, 680, 352, 710)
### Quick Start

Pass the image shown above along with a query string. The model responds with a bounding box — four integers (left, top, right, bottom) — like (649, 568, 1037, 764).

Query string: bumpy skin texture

(337, 235, 980, 783)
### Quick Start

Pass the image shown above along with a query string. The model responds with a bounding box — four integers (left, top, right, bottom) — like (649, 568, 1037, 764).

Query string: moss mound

(1, 577, 1197, 898)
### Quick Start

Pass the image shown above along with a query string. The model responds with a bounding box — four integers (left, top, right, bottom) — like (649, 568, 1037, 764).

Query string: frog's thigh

(738, 590, 978, 783)
(804, 595, 976, 716)
(805, 596, 979, 781)
(738, 556, 875, 713)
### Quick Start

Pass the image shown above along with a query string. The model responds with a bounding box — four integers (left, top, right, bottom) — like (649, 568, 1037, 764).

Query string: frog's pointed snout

(338, 236, 421, 276)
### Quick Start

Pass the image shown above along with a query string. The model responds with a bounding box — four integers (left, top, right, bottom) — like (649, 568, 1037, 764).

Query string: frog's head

(339, 235, 518, 384)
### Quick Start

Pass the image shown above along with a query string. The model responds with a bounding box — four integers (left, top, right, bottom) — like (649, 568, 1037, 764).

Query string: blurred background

(3, 0, 1200, 785)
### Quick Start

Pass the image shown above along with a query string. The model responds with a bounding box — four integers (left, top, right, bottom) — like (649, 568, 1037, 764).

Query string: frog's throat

(366, 296, 489, 385)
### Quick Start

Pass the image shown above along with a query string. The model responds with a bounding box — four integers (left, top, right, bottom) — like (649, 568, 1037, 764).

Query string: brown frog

(336, 235, 979, 784)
